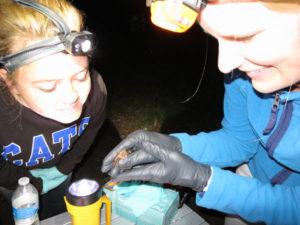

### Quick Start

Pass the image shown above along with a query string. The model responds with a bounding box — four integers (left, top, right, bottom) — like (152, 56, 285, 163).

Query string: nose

(61, 80, 79, 104)
(217, 40, 244, 74)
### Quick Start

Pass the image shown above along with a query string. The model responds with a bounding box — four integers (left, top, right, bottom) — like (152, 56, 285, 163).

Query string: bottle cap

(18, 177, 30, 186)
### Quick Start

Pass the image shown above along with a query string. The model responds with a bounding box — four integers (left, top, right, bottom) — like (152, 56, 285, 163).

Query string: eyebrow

(202, 27, 263, 41)
(32, 67, 89, 84)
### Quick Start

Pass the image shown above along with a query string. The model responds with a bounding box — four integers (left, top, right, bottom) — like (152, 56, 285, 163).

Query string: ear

(0, 68, 21, 97)
(0, 68, 12, 87)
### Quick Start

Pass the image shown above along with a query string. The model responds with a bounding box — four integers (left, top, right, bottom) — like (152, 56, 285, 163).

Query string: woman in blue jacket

(102, 0, 300, 224)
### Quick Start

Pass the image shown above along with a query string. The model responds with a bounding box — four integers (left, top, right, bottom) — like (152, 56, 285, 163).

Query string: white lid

(18, 177, 30, 186)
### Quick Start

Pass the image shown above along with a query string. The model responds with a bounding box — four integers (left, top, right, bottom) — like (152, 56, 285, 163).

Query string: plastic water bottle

(12, 177, 40, 225)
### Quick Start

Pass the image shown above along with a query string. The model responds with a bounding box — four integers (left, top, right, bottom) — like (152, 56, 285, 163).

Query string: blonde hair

(0, 0, 84, 78)
(0, 0, 85, 109)
(260, 0, 300, 12)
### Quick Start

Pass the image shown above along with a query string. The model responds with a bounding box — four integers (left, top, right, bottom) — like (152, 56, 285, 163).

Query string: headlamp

(0, 0, 96, 73)
(65, 31, 95, 55)
(147, 0, 209, 33)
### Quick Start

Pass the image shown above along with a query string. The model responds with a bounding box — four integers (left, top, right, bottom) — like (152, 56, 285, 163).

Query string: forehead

(198, 2, 274, 36)
(16, 53, 89, 82)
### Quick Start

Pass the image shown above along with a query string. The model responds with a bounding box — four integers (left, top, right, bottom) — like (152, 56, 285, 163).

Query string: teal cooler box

(103, 181, 179, 225)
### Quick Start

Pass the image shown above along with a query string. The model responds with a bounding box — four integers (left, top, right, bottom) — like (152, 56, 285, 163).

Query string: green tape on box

(103, 181, 179, 225)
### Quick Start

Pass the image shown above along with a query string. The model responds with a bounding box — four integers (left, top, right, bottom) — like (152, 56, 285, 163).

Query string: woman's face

(10, 53, 91, 124)
(198, 2, 300, 93)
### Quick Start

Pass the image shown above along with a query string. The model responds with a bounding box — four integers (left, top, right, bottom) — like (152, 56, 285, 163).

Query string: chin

(251, 80, 281, 94)
(48, 111, 82, 124)
(56, 117, 79, 124)
(60, 115, 81, 124)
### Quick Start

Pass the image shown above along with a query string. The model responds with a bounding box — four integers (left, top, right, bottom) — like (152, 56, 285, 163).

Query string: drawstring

(262, 93, 294, 185)
(270, 168, 293, 186)
(266, 100, 293, 157)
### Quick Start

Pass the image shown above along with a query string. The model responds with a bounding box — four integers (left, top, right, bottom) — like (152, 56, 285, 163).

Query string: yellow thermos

(65, 179, 111, 225)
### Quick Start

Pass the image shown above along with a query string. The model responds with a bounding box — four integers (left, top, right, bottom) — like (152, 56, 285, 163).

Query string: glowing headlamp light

(147, 0, 209, 33)
(65, 32, 95, 55)
(0, 0, 96, 73)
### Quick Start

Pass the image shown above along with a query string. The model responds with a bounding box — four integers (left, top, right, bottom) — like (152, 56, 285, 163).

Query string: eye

(37, 82, 57, 92)
(222, 32, 258, 43)
(74, 70, 88, 81)
(235, 34, 255, 42)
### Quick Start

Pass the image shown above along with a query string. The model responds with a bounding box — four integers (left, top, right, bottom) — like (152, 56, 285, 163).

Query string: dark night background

(74, 0, 225, 134)
(0, 0, 226, 224)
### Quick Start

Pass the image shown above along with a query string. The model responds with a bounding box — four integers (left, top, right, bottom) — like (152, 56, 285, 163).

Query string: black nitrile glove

(101, 130, 182, 177)
(101, 130, 212, 192)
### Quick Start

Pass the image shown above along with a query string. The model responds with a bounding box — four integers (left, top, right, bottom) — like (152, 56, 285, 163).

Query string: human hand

(101, 130, 211, 192)
(101, 130, 182, 177)
(30, 167, 68, 194)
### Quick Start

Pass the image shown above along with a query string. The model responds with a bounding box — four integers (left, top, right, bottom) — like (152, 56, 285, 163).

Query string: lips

(245, 67, 271, 80)
(58, 101, 80, 112)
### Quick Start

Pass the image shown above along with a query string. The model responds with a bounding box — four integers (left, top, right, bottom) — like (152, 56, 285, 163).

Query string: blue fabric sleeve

(196, 166, 300, 224)
(171, 75, 259, 168)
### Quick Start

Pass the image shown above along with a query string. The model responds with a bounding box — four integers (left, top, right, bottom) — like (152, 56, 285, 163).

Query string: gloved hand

(101, 130, 182, 177)
(30, 166, 68, 194)
(101, 130, 212, 192)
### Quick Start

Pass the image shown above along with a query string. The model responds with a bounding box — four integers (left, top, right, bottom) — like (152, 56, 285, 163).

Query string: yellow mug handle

(100, 195, 111, 225)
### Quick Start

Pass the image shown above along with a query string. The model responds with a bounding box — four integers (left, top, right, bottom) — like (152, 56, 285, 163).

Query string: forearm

(172, 127, 259, 168)
(197, 166, 300, 225)
(0, 157, 42, 192)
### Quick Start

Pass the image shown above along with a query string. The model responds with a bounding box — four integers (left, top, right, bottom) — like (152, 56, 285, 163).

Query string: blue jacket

(172, 71, 300, 225)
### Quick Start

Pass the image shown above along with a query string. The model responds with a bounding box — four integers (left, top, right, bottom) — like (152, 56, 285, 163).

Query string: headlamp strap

(146, 0, 209, 11)
(12, 0, 71, 35)
(0, 36, 65, 72)
(183, 0, 206, 11)
(0, 0, 95, 72)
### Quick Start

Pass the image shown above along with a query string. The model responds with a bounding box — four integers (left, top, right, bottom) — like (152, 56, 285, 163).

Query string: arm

(30, 166, 68, 194)
(0, 157, 43, 192)
(172, 74, 259, 168)
(198, 166, 300, 224)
